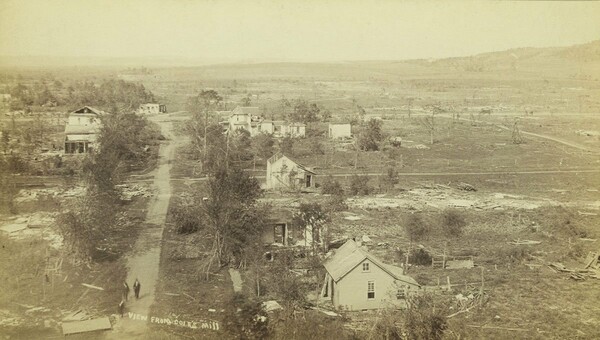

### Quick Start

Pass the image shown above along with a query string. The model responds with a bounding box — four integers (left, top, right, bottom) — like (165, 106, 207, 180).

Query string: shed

(328, 123, 352, 139)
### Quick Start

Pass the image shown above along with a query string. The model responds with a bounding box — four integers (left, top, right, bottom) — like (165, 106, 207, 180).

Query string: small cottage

(322, 240, 420, 311)
(265, 153, 316, 191)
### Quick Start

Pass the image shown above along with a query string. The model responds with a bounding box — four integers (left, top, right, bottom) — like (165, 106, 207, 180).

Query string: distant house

(322, 240, 420, 311)
(228, 106, 262, 136)
(64, 106, 105, 154)
(266, 153, 316, 190)
(328, 123, 352, 139)
(284, 122, 306, 138)
(227, 106, 306, 137)
(136, 103, 166, 115)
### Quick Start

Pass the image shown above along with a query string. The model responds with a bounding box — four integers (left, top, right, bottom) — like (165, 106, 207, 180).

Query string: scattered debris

(361, 235, 372, 243)
(0, 223, 27, 234)
(578, 211, 598, 216)
(509, 239, 542, 245)
(63, 310, 91, 322)
(262, 300, 283, 312)
(466, 324, 528, 332)
(548, 262, 571, 273)
(583, 251, 600, 270)
(228, 268, 243, 293)
(570, 272, 586, 281)
(445, 258, 475, 269)
(456, 182, 477, 192)
(81, 283, 104, 291)
(579, 238, 597, 242)
(117, 183, 152, 201)
(25, 306, 51, 314)
(62, 317, 112, 335)
(311, 307, 339, 317)
(344, 215, 363, 221)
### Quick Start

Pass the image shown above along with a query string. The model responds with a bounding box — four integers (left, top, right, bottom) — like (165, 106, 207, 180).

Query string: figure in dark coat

(133, 278, 141, 299)
(118, 300, 125, 317)
(123, 281, 130, 301)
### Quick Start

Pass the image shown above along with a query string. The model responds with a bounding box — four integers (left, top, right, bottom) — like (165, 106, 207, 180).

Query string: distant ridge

(0, 39, 598, 69)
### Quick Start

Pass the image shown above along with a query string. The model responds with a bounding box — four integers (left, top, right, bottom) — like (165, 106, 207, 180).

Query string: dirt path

(107, 114, 183, 338)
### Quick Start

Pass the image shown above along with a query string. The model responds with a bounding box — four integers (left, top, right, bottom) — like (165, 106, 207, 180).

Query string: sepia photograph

(0, 0, 599, 339)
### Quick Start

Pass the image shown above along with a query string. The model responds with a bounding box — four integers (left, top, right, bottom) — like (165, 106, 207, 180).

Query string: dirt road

(107, 114, 184, 338)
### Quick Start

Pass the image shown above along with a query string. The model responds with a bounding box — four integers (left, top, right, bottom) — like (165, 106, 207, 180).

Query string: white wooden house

(64, 106, 104, 154)
(322, 240, 420, 311)
(266, 153, 316, 190)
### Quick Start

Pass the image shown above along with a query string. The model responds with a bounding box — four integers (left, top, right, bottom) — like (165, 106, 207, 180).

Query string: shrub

(324, 194, 348, 212)
(410, 248, 433, 266)
(405, 295, 448, 340)
(321, 175, 344, 195)
(308, 138, 325, 154)
(171, 204, 200, 234)
(223, 293, 269, 340)
(348, 174, 371, 196)
(379, 165, 400, 191)
(441, 209, 466, 237)
(496, 246, 531, 264)
(404, 214, 430, 241)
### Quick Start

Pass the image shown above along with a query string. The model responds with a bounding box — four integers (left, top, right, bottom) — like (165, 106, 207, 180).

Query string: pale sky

(1, 0, 599, 62)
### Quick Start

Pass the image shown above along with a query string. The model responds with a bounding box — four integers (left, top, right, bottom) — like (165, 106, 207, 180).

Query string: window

(362, 262, 370, 272)
(367, 281, 375, 299)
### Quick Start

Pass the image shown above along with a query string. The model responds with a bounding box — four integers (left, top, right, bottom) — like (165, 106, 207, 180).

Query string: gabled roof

(71, 106, 106, 116)
(267, 153, 316, 174)
(323, 240, 419, 286)
(231, 106, 260, 116)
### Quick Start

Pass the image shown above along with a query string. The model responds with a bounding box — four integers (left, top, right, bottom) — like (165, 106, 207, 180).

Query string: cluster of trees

(186, 90, 280, 173)
(58, 112, 160, 262)
(7, 79, 155, 112)
(357, 119, 385, 151)
(287, 99, 331, 124)
(171, 164, 267, 279)
(404, 209, 467, 243)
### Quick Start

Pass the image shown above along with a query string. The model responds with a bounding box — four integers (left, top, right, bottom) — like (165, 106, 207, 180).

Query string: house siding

(335, 259, 407, 311)
(266, 155, 313, 190)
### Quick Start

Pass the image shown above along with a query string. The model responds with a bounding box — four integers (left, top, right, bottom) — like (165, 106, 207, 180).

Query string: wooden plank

(81, 283, 104, 291)
(62, 317, 111, 335)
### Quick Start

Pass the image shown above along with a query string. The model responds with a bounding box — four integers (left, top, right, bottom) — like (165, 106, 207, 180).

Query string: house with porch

(64, 106, 105, 154)
(265, 153, 316, 191)
(322, 240, 420, 311)
(136, 103, 166, 115)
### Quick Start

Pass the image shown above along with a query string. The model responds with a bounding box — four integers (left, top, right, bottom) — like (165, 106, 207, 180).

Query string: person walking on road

(133, 278, 141, 299)
(118, 300, 125, 317)
(123, 281, 130, 301)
